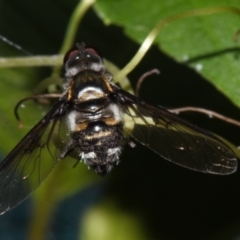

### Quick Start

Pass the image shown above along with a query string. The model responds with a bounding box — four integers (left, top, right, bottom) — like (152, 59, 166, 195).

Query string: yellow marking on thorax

(101, 73, 113, 92)
(67, 80, 74, 101)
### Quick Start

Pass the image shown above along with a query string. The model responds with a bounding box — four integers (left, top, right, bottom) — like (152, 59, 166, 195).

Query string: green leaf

(94, 0, 240, 107)
(81, 201, 152, 240)
(0, 59, 40, 153)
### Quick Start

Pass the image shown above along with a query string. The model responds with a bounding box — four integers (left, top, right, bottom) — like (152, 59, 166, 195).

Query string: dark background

(0, 0, 240, 239)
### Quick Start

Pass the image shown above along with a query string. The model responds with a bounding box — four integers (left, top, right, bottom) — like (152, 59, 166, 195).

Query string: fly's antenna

(76, 42, 86, 54)
(0, 34, 32, 56)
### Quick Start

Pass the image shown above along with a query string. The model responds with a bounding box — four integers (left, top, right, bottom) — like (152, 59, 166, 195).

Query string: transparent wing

(0, 99, 67, 215)
(117, 88, 237, 175)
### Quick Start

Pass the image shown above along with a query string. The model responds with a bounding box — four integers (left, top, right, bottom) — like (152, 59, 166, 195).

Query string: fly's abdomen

(63, 102, 124, 175)
(74, 122, 123, 174)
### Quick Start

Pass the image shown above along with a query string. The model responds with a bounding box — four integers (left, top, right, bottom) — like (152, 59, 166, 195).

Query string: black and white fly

(0, 43, 237, 214)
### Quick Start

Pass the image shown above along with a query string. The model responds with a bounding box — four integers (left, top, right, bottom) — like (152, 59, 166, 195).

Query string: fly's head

(63, 43, 113, 101)
(64, 43, 104, 77)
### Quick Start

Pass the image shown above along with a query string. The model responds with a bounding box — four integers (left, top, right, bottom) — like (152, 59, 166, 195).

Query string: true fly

(0, 43, 238, 214)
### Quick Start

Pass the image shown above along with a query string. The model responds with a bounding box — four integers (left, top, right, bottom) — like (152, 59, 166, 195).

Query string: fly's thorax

(74, 71, 110, 101)
(65, 70, 114, 103)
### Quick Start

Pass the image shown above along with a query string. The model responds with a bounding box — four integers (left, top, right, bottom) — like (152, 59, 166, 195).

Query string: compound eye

(63, 44, 103, 66)
(63, 47, 79, 64)
(85, 47, 98, 57)
(85, 46, 102, 59)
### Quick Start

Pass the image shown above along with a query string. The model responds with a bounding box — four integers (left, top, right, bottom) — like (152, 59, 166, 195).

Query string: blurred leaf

(94, 0, 240, 107)
(81, 201, 154, 240)
(28, 157, 100, 240)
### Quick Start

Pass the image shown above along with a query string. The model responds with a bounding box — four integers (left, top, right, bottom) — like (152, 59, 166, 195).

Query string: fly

(0, 43, 237, 214)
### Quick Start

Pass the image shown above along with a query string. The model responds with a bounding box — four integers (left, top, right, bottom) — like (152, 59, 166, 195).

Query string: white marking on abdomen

(80, 152, 97, 164)
(107, 147, 121, 156)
